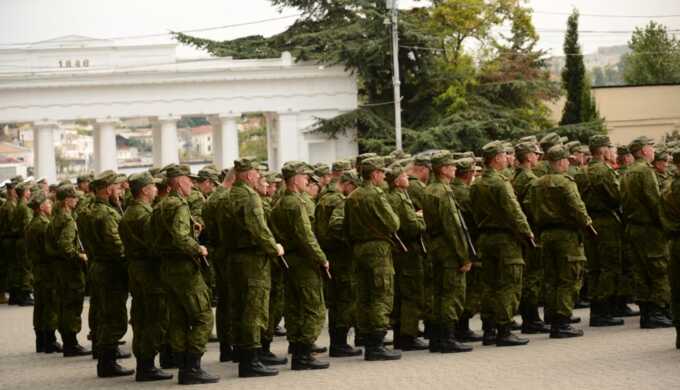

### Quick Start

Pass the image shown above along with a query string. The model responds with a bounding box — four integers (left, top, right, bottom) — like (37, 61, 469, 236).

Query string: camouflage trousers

(229, 250, 271, 350)
(56, 259, 86, 334)
(354, 241, 395, 334)
(264, 260, 285, 342)
(90, 261, 129, 349)
(0, 238, 11, 293)
(521, 244, 543, 308)
(584, 214, 623, 302)
(428, 236, 465, 328)
(285, 253, 326, 345)
(670, 240, 680, 327)
(11, 239, 33, 293)
(326, 249, 357, 332)
(129, 260, 168, 359)
(626, 224, 671, 307)
(392, 243, 425, 337)
(478, 232, 523, 327)
(213, 248, 232, 346)
(618, 229, 636, 300)
(541, 229, 586, 319)
(33, 263, 59, 332)
(161, 257, 213, 354)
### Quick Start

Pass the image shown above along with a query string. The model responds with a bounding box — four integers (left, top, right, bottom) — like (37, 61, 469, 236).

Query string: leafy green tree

(622, 21, 680, 85)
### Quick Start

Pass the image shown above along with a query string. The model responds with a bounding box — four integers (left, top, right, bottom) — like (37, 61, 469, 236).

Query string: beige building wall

(547, 84, 680, 145)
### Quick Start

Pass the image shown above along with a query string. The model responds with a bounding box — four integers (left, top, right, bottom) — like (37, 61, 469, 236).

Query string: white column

(94, 118, 119, 173)
(213, 113, 241, 169)
(153, 116, 179, 167)
(276, 112, 299, 169)
(265, 113, 277, 170)
(33, 121, 57, 184)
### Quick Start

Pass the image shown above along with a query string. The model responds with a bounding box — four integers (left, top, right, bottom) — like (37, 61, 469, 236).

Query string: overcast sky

(1, 0, 679, 58)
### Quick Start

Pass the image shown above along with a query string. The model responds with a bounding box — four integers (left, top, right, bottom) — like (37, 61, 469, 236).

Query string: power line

(533, 10, 680, 19)
(0, 14, 302, 47)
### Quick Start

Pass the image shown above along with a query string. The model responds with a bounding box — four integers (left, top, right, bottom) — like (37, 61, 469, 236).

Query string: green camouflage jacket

(149, 190, 201, 258)
(224, 180, 278, 255)
(527, 168, 592, 230)
(119, 199, 153, 261)
(344, 182, 400, 245)
(89, 197, 125, 262)
(25, 214, 50, 266)
(621, 158, 664, 226)
(422, 177, 469, 266)
(386, 187, 425, 242)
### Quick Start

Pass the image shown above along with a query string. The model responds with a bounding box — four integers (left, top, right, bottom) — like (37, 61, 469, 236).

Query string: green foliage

(622, 21, 680, 85)
(560, 10, 585, 125)
(239, 125, 268, 161)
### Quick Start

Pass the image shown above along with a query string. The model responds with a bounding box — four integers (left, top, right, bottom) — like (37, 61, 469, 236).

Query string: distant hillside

(547, 45, 630, 86)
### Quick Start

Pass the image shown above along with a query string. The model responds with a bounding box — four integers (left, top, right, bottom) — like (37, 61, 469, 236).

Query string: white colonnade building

(0, 36, 359, 182)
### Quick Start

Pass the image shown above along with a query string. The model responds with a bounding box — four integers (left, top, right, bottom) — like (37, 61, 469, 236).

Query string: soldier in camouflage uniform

(511, 142, 551, 335)
(422, 151, 473, 353)
(149, 164, 219, 384)
(471, 142, 534, 347)
(26, 191, 60, 353)
(577, 135, 626, 327)
(225, 158, 284, 378)
(652, 146, 671, 192)
(621, 136, 673, 328)
(0, 179, 19, 305)
(88, 171, 134, 377)
(661, 149, 680, 349)
(527, 145, 593, 339)
(264, 172, 287, 339)
(10, 181, 34, 306)
(270, 161, 330, 370)
(534, 133, 565, 177)
(450, 157, 486, 343)
(344, 156, 402, 361)
(385, 164, 429, 351)
(120, 172, 172, 382)
(192, 167, 220, 310)
(46, 185, 91, 357)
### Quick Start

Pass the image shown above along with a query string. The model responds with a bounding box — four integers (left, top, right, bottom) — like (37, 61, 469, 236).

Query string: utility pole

(387, 0, 402, 150)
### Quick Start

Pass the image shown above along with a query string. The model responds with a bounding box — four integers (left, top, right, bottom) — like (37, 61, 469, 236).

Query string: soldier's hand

(275, 243, 285, 257)
(193, 222, 203, 233)
(198, 245, 208, 257)
(79, 253, 88, 263)
(415, 210, 423, 217)
(459, 262, 472, 273)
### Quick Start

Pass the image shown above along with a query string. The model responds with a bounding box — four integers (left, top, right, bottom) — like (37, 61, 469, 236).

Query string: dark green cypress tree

(560, 10, 585, 125)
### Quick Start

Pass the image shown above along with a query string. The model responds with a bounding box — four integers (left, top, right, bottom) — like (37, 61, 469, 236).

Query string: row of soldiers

(1, 131, 679, 386)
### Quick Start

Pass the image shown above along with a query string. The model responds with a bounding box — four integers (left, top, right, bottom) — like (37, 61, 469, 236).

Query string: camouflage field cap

(515, 142, 540, 158)
(385, 163, 406, 184)
(197, 167, 220, 183)
(339, 170, 361, 186)
(313, 163, 330, 177)
(413, 154, 432, 168)
(129, 172, 161, 193)
(617, 145, 631, 156)
(360, 156, 387, 174)
(91, 170, 123, 189)
(164, 164, 196, 179)
(589, 135, 612, 149)
(332, 160, 352, 173)
(76, 173, 94, 184)
(16, 180, 34, 192)
(281, 160, 314, 180)
(503, 142, 515, 154)
(671, 149, 680, 163)
(565, 141, 582, 154)
(265, 172, 283, 183)
(455, 157, 476, 173)
(540, 132, 564, 150)
(28, 190, 48, 208)
(355, 153, 378, 169)
(546, 145, 570, 161)
(453, 151, 475, 159)
(519, 135, 538, 143)
(629, 136, 655, 153)
(430, 150, 456, 168)
(481, 141, 506, 159)
(654, 146, 670, 162)
(233, 158, 259, 172)
(56, 184, 78, 200)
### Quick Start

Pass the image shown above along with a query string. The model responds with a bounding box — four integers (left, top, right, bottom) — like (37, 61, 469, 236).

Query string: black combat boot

(549, 315, 584, 339)
(238, 348, 278, 378)
(521, 305, 551, 334)
(231, 346, 240, 363)
(8, 289, 18, 305)
(258, 339, 287, 365)
(496, 324, 529, 347)
(178, 352, 219, 385)
(44, 330, 63, 353)
(35, 330, 45, 353)
(640, 303, 673, 329)
(439, 327, 473, 353)
(329, 327, 363, 357)
(292, 343, 330, 370)
(159, 344, 176, 369)
(364, 332, 401, 361)
(612, 296, 639, 317)
(219, 342, 232, 363)
(113, 345, 131, 359)
(509, 319, 521, 331)
(589, 300, 624, 327)
(135, 356, 173, 382)
(310, 342, 327, 354)
(274, 325, 287, 337)
(97, 347, 135, 378)
(482, 320, 497, 346)
(62, 332, 91, 357)
(428, 324, 441, 353)
(455, 315, 483, 342)
(397, 335, 429, 351)
(16, 291, 34, 306)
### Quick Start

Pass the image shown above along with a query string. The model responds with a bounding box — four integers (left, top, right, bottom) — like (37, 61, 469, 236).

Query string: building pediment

(28, 35, 114, 49)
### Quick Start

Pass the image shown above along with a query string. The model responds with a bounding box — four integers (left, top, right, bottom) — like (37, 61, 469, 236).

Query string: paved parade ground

(1, 301, 677, 390)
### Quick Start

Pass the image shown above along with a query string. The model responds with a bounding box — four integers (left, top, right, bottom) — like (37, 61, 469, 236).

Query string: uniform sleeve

(371, 192, 400, 236)
(643, 169, 664, 224)
(244, 194, 279, 256)
(599, 168, 621, 206)
(329, 200, 347, 243)
(499, 181, 533, 237)
(291, 200, 327, 266)
(188, 192, 206, 227)
(169, 203, 202, 257)
(564, 180, 592, 228)
(57, 217, 82, 263)
(396, 193, 425, 240)
(439, 192, 469, 266)
(102, 211, 125, 259)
